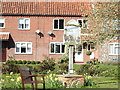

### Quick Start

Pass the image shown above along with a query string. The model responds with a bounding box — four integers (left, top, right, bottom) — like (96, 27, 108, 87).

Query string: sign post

(68, 45, 74, 74)
(64, 19, 81, 75)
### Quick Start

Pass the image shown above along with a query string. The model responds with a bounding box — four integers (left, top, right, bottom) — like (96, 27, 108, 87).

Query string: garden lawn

(92, 76, 118, 88)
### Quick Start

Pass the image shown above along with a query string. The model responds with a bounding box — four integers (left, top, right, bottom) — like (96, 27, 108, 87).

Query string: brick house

(0, 1, 119, 63)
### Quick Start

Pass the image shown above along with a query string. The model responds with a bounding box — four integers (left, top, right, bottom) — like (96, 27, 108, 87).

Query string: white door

(75, 45, 83, 62)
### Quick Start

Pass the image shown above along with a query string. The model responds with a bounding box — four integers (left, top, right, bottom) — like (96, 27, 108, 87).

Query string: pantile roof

(1, 2, 92, 16)
(0, 33, 10, 40)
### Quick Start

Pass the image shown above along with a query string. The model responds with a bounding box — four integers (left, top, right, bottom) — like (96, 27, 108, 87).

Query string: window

(109, 43, 120, 55)
(0, 18, 5, 28)
(18, 18, 30, 30)
(15, 42, 32, 54)
(50, 42, 65, 54)
(53, 19, 64, 30)
(78, 19, 88, 29)
(112, 20, 120, 30)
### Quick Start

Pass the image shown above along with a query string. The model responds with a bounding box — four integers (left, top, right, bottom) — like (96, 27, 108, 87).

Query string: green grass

(92, 76, 118, 88)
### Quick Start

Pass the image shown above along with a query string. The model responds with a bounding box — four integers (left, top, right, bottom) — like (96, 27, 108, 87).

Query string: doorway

(75, 45, 83, 62)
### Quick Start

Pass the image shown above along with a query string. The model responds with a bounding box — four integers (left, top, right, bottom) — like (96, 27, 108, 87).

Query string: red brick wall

(1, 16, 91, 62)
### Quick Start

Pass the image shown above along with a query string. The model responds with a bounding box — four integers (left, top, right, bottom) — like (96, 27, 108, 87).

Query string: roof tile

(1, 2, 92, 15)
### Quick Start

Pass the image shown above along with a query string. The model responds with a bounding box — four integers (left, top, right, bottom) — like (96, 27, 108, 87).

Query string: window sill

(15, 53, 32, 55)
(49, 53, 65, 55)
(109, 54, 120, 56)
(0, 27, 5, 29)
(18, 29, 30, 30)
(53, 29, 64, 31)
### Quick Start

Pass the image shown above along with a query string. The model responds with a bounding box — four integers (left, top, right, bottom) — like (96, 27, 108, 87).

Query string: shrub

(1, 73, 22, 88)
(58, 54, 69, 64)
(33, 56, 56, 74)
(86, 60, 101, 65)
(75, 64, 118, 77)
(2, 63, 19, 74)
(86, 51, 92, 56)
(75, 64, 100, 76)
(27, 61, 31, 64)
(45, 73, 63, 88)
(57, 54, 69, 74)
(84, 74, 96, 86)
(6, 60, 41, 65)
(102, 60, 119, 65)
(22, 60, 27, 64)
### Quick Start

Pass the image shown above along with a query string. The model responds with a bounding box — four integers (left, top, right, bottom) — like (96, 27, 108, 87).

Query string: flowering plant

(45, 70, 63, 88)
(0, 72, 22, 88)
(84, 73, 95, 86)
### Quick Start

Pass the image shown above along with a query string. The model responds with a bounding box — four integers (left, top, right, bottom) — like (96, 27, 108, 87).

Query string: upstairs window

(78, 19, 88, 29)
(0, 18, 5, 28)
(18, 18, 30, 30)
(53, 19, 64, 30)
(15, 42, 32, 54)
(109, 43, 120, 55)
(50, 42, 65, 54)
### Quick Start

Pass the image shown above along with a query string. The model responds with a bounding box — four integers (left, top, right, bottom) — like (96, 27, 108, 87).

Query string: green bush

(76, 64, 101, 76)
(2, 63, 19, 74)
(6, 60, 42, 64)
(58, 54, 69, 64)
(57, 54, 69, 74)
(1, 73, 22, 88)
(102, 60, 119, 65)
(75, 64, 118, 77)
(32, 56, 56, 74)
(86, 60, 101, 65)
(86, 50, 92, 55)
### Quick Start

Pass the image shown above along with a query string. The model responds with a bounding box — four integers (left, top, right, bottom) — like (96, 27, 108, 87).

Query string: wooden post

(68, 45, 74, 74)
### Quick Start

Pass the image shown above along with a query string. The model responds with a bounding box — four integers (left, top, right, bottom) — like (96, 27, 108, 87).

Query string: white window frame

(112, 20, 120, 30)
(0, 18, 5, 28)
(49, 42, 65, 54)
(77, 19, 88, 29)
(53, 19, 65, 30)
(15, 42, 32, 54)
(109, 42, 120, 55)
(18, 18, 30, 30)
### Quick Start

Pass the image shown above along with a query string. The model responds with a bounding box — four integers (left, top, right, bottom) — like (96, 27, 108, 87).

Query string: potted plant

(86, 50, 92, 56)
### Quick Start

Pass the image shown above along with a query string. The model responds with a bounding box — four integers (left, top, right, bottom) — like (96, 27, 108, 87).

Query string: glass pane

(19, 24, 24, 29)
(61, 45, 65, 53)
(16, 43, 20, 47)
(118, 47, 120, 55)
(83, 20, 88, 28)
(0, 23, 4, 27)
(21, 47, 26, 53)
(51, 43, 54, 53)
(88, 44, 90, 50)
(54, 20, 58, 29)
(27, 48, 31, 53)
(27, 43, 31, 53)
(25, 24, 29, 29)
(25, 19, 29, 24)
(19, 19, 24, 24)
(115, 44, 120, 47)
(55, 44, 60, 53)
(59, 19, 64, 29)
(78, 20, 82, 27)
(109, 44, 113, 54)
(16, 47, 20, 52)
(0, 18, 4, 23)
(27, 43, 31, 48)
(21, 43, 26, 48)
(114, 47, 118, 54)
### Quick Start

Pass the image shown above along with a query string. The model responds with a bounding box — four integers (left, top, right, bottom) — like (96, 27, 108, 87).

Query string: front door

(75, 45, 83, 62)
(0, 42, 6, 62)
